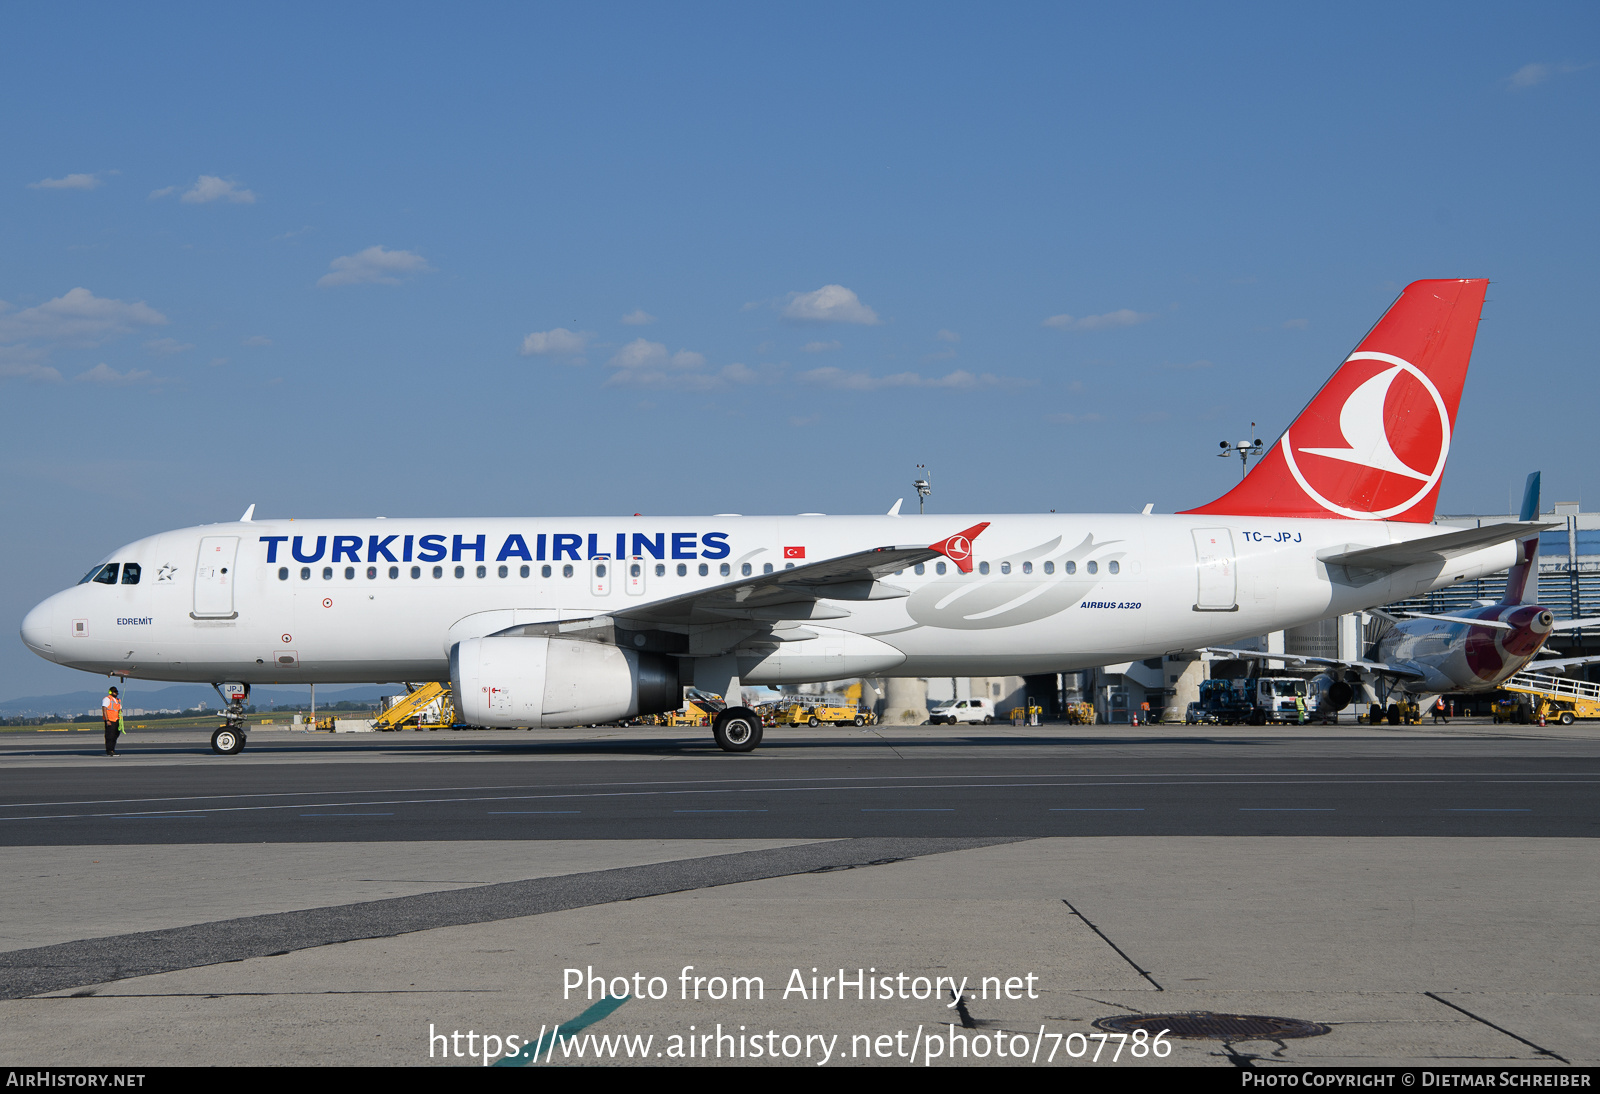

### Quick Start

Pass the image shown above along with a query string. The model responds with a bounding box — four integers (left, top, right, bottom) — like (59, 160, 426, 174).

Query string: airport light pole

(914, 466, 932, 514)
(1219, 424, 1264, 479)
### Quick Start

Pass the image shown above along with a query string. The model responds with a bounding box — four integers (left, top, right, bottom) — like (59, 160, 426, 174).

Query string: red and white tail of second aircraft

(23, 278, 1559, 751)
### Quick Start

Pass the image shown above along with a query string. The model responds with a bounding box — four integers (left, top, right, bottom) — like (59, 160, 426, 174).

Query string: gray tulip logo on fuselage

(900, 534, 1126, 631)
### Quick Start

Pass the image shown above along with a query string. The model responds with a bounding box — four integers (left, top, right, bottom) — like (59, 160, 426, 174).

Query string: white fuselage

(20, 513, 1518, 686)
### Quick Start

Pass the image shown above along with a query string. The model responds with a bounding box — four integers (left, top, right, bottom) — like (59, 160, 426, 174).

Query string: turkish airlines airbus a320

(21, 279, 1546, 753)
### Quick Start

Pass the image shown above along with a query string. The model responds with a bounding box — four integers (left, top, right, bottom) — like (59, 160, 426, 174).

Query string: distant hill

(0, 683, 398, 718)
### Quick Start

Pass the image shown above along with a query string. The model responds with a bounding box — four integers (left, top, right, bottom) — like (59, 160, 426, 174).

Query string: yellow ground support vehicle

(663, 699, 719, 728)
(777, 703, 869, 727)
(372, 682, 456, 730)
(1064, 701, 1096, 725)
(1503, 670, 1600, 725)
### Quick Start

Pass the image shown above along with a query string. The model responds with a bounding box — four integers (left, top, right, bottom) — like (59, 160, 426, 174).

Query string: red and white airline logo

(1281, 351, 1452, 519)
(784, 546, 805, 559)
(943, 535, 973, 563)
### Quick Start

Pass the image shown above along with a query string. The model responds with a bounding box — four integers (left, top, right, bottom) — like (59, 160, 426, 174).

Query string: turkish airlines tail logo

(1181, 279, 1487, 523)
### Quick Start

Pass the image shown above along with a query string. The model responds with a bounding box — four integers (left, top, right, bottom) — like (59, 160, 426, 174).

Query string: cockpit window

(92, 564, 120, 585)
(120, 563, 141, 585)
(78, 566, 103, 585)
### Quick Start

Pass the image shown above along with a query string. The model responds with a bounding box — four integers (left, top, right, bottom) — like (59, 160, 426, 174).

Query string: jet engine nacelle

(451, 635, 680, 727)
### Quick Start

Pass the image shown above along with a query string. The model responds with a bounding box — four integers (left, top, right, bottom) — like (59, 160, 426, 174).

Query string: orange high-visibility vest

(103, 695, 121, 722)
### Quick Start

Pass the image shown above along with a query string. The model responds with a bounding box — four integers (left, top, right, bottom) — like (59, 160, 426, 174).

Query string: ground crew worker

(101, 685, 122, 756)
(1295, 694, 1307, 725)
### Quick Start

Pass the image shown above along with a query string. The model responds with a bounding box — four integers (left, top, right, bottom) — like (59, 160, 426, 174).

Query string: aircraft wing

(1321, 521, 1557, 572)
(609, 522, 991, 627)
(1526, 654, 1600, 672)
(1200, 646, 1428, 681)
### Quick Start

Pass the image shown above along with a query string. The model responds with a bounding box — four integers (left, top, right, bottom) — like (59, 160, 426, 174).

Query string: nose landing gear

(210, 682, 250, 755)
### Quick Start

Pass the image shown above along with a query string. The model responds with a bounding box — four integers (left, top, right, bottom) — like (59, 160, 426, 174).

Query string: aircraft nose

(20, 598, 57, 660)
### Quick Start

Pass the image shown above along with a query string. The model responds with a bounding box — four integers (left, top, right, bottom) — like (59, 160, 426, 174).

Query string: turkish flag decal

(784, 546, 805, 559)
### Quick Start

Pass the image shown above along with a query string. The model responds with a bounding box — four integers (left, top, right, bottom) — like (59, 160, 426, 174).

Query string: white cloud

(621, 309, 657, 326)
(601, 338, 758, 390)
(604, 362, 757, 391)
(1043, 309, 1154, 331)
(798, 366, 1006, 391)
(148, 186, 177, 199)
(144, 337, 193, 356)
(801, 340, 841, 353)
(782, 284, 880, 325)
(180, 176, 256, 204)
(0, 344, 64, 383)
(1507, 61, 1585, 89)
(936, 329, 960, 342)
(520, 328, 590, 358)
(608, 338, 705, 371)
(75, 363, 157, 386)
(242, 334, 273, 347)
(29, 173, 101, 191)
(317, 246, 432, 287)
(0, 288, 167, 346)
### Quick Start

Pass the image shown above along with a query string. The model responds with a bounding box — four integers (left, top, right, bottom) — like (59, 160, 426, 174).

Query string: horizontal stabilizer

(1399, 611, 1512, 631)
(1321, 522, 1555, 572)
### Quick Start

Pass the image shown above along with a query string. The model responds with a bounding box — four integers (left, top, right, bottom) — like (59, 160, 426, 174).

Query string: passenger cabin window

(630, 563, 641, 577)
(92, 564, 119, 585)
(914, 563, 925, 575)
(562, 564, 574, 578)
(344, 566, 356, 580)
(498, 565, 508, 578)
(412, 566, 422, 579)
(455, 565, 465, 578)
(434, 565, 444, 578)
(1064, 561, 1076, 575)
(719, 563, 730, 577)
(323, 566, 334, 580)
(655, 564, 665, 577)
(121, 563, 141, 585)
(1087, 561, 1098, 575)
(978, 561, 989, 575)
(302, 567, 312, 580)
(367, 566, 377, 579)
(763, 562, 773, 574)
(541, 564, 552, 578)
(1108, 560, 1120, 574)
(676, 563, 687, 577)
(935, 561, 947, 575)
(278, 567, 289, 581)
(520, 565, 530, 578)
(475, 565, 486, 578)
(1022, 561, 1033, 574)
(1000, 562, 1011, 575)
(741, 563, 752, 576)
(1043, 561, 1054, 574)
(698, 563, 708, 576)
(389, 566, 400, 579)
(595, 563, 607, 578)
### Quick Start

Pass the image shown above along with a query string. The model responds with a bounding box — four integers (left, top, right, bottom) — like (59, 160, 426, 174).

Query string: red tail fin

(1181, 278, 1488, 523)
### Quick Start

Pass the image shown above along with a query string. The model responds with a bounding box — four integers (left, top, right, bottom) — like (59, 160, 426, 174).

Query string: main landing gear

(713, 707, 764, 753)
(210, 681, 250, 755)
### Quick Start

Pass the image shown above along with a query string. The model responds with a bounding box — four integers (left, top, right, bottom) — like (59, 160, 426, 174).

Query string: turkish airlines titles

(258, 531, 734, 566)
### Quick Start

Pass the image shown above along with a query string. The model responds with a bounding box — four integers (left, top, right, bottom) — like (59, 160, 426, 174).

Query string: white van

(929, 698, 995, 725)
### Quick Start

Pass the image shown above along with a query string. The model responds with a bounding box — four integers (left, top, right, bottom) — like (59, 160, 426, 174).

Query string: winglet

(928, 521, 990, 573)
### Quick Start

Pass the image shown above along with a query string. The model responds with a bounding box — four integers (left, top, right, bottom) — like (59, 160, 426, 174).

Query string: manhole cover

(1094, 1012, 1331, 1040)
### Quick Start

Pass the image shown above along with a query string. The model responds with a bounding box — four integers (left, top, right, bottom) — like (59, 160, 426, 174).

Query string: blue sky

(3, 3, 1597, 699)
